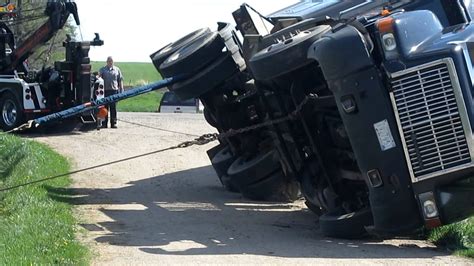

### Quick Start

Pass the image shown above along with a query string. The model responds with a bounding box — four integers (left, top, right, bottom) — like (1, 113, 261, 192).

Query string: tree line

(9, 0, 76, 69)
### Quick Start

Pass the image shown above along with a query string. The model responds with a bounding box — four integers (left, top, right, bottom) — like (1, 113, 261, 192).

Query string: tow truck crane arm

(0, 0, 80, 73)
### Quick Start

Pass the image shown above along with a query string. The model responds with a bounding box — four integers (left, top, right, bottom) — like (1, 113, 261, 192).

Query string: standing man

(100, 56, 124, 128)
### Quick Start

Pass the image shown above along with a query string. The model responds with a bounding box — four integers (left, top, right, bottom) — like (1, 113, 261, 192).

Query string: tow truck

(0, 0, 103, 132)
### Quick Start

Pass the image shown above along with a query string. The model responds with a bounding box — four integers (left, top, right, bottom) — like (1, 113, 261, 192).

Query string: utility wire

(0, 147, 175, 192)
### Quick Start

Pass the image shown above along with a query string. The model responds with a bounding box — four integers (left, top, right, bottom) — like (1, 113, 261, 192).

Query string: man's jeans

(104, 90, 118, 125)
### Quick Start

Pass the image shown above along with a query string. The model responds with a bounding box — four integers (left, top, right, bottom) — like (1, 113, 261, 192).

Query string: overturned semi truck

(151, 0, 474, 239)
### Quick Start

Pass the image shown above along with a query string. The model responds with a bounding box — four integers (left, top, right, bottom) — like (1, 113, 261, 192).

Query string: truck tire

(151, 28, 210, 74)
(249, 25, 330, 80)
(241, 170, 300, 202)
(209, 145, 239, 192)
(0, 92, 24, 132)
(319, 208, 374, 239)
(171, 53, 239, 100)
(159, 31, 226, 78)
(227, 149, 299, 202)
(227, 149, 280, 187)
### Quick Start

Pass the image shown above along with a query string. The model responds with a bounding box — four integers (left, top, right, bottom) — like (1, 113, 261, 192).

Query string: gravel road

(31, 112, 471, 265)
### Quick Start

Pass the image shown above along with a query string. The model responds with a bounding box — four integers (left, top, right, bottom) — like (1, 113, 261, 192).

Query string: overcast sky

(75, 0, 298, 62)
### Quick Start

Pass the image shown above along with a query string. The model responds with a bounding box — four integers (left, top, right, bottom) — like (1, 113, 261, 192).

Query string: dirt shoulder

(31, 112, 471, 265)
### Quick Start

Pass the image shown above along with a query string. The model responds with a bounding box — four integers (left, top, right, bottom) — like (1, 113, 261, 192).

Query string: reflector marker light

(376, 17, 394, 34)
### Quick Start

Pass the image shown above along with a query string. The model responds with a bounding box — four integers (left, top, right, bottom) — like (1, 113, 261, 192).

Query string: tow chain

(0, 96, 311, 192)
(0, 136, 217, 192)
(3, 120, 34, 134)
(176, 96, 310, 145)
(177, 133, 219, 148)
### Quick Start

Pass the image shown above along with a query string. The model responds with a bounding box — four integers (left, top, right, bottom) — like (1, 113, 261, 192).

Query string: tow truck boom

(0, 0, 80, 73)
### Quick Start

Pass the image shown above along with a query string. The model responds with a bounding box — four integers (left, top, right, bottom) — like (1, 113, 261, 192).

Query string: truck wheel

(241, 170, 300, 202)
(171, 53, 239, 100)
(249, 25, 330, 80)
(151, 28, 210, 74)
(227, 149, 299, 202)
(0, 92, 24, 132)
(319, 208, 374, 239)
(227, 149, 280, 187)
(209, 145, 239, 192)
(159, 31, 226, 78)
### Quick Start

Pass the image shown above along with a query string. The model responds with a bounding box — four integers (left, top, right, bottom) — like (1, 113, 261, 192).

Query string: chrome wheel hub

(2, 99, 18, 127)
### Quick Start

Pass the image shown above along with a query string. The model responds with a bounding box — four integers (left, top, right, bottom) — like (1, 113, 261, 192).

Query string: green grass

(116, 91, 164, 112)
(428, 217, 474, 258)
(91, 61, 161, 87)
(0, 134, 88, 264)
(91, 62, 164, 112)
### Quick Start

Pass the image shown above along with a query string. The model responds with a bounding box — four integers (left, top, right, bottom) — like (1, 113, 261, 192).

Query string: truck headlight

(423, 200, 439, 219)
(376, 17, 398, 60)
(419, 192, 440, 219)
(382, 33, 397, 51)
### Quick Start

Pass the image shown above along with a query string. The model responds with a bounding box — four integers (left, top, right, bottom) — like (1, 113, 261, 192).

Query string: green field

(91, 61, 161, 87)
(117, 91, 164, 112)
(92, 62, 164, 112)
(0, 134, 88, 264)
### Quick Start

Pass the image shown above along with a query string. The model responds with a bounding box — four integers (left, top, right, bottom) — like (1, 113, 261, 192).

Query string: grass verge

(0, 134, 88, 264)
(428, 217, 474, 258)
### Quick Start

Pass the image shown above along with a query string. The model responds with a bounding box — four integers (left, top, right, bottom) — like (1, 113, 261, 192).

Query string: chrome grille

(391, 62, 471, 179)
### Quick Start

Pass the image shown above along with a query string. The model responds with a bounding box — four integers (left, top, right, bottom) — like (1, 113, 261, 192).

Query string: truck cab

(276, 0, 474, 234)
